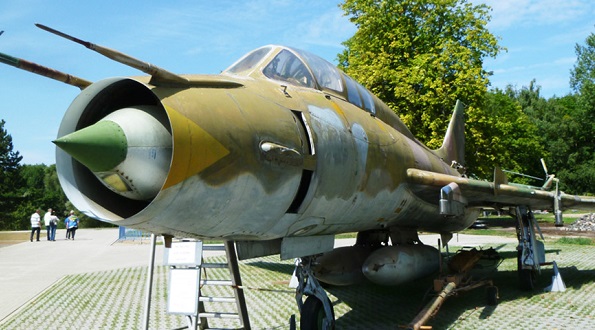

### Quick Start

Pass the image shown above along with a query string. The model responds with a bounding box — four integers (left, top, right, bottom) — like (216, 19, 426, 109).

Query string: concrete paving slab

(0, 229, 516, 323)
(0, 228, 163, 321)
(2, 237, 594, 329)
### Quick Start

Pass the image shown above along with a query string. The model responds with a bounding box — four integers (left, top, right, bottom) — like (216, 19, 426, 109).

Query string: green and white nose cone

(53, 106, 172, 200)
(53, 120, 128, 172)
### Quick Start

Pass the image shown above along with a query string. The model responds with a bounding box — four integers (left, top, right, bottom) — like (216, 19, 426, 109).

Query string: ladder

(197, 241, 251, 330)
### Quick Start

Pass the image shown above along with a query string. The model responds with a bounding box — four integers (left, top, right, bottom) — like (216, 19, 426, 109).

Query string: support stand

(143, 233, 157, 330)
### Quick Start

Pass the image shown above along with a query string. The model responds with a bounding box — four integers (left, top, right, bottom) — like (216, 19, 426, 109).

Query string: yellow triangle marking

(330, 100, 346, 117)
(162, 105, 230, 190)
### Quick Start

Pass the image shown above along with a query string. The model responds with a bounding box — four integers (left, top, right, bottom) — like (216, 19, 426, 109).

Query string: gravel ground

(1, 239, 594, 329)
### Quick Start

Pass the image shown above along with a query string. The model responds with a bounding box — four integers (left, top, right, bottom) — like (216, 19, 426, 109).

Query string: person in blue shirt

(64, 216, 71, 239)
(66, 210, 80, 240)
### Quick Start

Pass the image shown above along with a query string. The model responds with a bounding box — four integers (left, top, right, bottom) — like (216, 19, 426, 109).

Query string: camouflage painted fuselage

(56, 46, 476, 241)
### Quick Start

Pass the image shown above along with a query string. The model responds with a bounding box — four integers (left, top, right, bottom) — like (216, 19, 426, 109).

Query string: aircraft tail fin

(435, 100, 465, 166)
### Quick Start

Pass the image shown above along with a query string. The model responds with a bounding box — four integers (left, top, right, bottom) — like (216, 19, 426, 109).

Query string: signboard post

(165, 240, 204, 330)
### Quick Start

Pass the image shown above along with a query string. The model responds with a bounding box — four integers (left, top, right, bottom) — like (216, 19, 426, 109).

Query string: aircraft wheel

(517, 250, 536, 290)
(519, 269, 536, 290)
(486, 285, 498, 306)
(300, 295, 335, 330)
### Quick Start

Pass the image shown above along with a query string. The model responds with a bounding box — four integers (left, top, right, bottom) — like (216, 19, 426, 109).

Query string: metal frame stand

(196, 241, 251, 330)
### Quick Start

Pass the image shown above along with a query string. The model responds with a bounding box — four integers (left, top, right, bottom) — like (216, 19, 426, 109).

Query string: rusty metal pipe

(0, 51, 91, 89)
(408, 281, 456, 330)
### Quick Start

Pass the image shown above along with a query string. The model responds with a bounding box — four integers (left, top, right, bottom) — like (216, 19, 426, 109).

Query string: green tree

(563, 31, 595, 194)
(504, 77, 592, 195)
(0, 122, 110, 230)
(505, 81, 574, 177)
(537, 94, 594, 194)
(0, 119, 24, 229)
(12, 164, 46, 230)
(11, 164, 72, 230)
(338, 0, 503, 172)
(44, 165, 69, 213)
(468, 88, 545, 180)
(570, 32, 595, 93)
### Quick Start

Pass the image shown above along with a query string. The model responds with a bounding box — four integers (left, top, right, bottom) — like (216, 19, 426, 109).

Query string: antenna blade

(540, 158, 548, 176)
(35, 23, 188, 85)
(0, 51, 92, 90)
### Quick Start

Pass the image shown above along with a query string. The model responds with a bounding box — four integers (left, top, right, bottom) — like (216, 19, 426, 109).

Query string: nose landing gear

(293, 256, 335, 330)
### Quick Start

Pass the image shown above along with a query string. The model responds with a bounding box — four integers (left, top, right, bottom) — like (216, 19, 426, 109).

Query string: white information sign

(167, 268, 201, 315)
(165, 241, 203, 266)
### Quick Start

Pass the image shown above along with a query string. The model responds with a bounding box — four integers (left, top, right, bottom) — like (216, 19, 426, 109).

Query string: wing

(407, 168, 595, 212)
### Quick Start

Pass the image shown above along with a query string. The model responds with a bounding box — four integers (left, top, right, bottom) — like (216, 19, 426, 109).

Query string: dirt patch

(471, 214, 595, 239)
(539, 221, 595, 238)
(0, 231, 46, 247)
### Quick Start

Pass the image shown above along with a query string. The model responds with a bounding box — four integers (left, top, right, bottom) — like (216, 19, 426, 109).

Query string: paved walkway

(0, 228, 162, 322)
(0, 229, 517, 323)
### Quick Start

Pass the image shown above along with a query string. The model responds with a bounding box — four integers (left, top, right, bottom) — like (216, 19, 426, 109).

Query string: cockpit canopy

(224, 45, 376, 115)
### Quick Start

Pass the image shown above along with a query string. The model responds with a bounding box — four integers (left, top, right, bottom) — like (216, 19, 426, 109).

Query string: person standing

(30, 209, 41, 242)
(65, 215, 71, 239)
(43, 208, 53, 241)
(66, 210, 79, 240)
(49, 211, 59, 241)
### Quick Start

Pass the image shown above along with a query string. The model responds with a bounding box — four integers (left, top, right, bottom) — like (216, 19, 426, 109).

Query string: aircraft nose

(53, 120, 127, 172)
(54, 105, 172, 201)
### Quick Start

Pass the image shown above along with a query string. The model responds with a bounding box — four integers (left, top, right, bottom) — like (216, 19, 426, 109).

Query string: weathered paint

(0, 50, 92, 89)
(362, 245, 440, 286)
(51, 45, 595, 243)
(162, 104, 230, 190)
(407, 168, 595, 211)
(53, 120, 127, 172)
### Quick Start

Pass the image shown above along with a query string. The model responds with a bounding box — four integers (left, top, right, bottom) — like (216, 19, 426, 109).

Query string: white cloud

(554, 56, 577, 66)
(480, 0, 594, 30)
(288, 8, 355, 49)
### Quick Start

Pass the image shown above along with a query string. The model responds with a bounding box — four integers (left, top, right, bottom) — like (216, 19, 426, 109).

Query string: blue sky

(1, 0, 593, 165)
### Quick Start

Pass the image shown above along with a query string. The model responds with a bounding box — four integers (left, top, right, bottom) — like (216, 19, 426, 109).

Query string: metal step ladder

(197, 241, 251, 330)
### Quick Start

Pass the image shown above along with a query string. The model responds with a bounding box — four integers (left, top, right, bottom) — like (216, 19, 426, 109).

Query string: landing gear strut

(514, 206, 545, 290)
(294, 256, 335, 330)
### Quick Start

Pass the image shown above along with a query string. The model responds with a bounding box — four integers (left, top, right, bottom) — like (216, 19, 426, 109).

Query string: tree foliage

(0, 120, 114, 230)
(338, 0, 503, 162)
(562, 31, 595, 194)
(571, 32, 595, 93)
(467, 88, 544, 180)
(503, 76, 594, 195)
(0, 119, 24, 229)
(1, 119, 73, 229)
(5, 164, 70, 230)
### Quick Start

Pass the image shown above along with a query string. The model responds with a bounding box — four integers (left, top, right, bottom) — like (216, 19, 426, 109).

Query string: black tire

(300, 296, 335, 330)
(517, 250, 536, 291)
(486, 286, 498, 306)
(519, 269, 536, 291)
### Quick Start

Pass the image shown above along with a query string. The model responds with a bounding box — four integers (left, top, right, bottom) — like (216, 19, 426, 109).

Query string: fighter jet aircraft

(2, 24, 595, 329)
